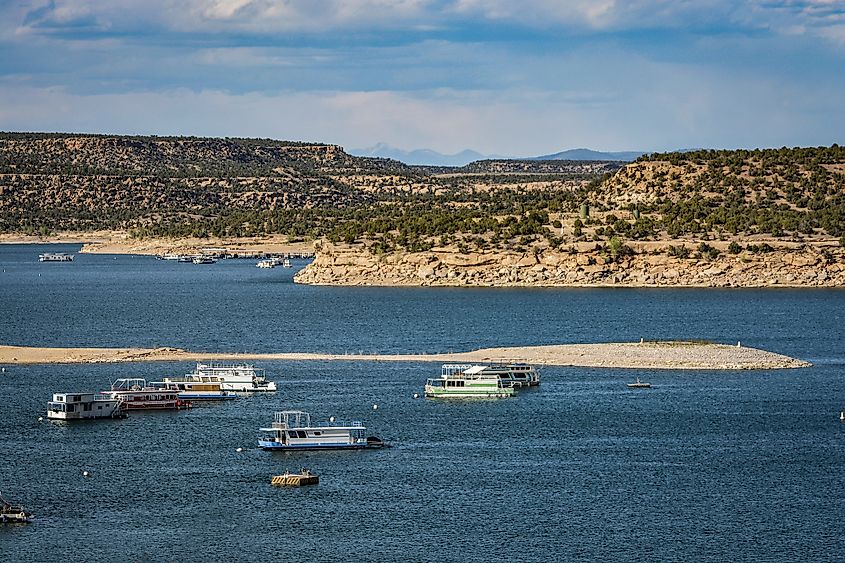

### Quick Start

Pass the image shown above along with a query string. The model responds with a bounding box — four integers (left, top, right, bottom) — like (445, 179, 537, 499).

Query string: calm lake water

(1, 244, 845, 562)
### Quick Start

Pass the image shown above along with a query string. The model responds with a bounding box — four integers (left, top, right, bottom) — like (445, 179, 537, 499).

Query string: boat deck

(270, 471, 319, 486)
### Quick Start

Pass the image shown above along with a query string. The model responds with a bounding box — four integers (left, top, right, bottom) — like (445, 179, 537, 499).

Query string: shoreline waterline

(0, 341, 810, 369)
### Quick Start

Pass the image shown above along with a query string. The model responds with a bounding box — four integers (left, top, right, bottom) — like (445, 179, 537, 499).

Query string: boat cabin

(47, 393, 124, 420)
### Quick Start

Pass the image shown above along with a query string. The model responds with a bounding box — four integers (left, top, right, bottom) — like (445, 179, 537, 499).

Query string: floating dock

(271, 471, 319, 487)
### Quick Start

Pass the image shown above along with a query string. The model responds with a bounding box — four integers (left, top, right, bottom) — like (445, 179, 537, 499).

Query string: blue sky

(1, 0, 844, 155)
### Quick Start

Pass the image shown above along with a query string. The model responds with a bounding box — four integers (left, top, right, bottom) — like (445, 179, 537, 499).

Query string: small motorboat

(1, 493, 33, 523)
(626, 377, 652, 389)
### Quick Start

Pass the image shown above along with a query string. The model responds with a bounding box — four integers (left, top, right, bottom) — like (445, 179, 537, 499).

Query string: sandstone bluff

(294, 242, 845, 287)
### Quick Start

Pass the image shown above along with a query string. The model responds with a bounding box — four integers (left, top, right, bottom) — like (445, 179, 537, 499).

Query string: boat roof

(269, 410, 365, 429)
(259, 423, 365, 432)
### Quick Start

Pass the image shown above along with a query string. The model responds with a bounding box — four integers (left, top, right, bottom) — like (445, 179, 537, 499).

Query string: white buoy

(329, 416, 335, 423)
(82, 471, 90, 477)
(37, 416, 43, 422)
(413, 393, 419, 399)
(737, 341, 741, 348)
(235, 447, 243, 453)
(840, 411, 844, 422)
(640, 337, 644, 344)
(1, 367, 5, 372)
(373, 404, 378, 410)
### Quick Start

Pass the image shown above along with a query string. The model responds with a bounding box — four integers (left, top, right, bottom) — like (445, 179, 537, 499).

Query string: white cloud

(6, 0, 845, 39)
(0, 67, 841, 155)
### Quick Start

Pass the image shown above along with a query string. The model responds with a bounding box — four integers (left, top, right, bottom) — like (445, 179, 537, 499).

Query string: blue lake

(1, 244, 844, 561)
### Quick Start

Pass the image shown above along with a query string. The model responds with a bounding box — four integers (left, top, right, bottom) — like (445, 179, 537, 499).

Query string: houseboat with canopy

(258, 411, 388, 451)
(188, 362, 277, 393)
(101, 378, 191, 410)
(150, 377, 238, 401)
(440, 363, 540, 388)
(425, 364, 517, 399)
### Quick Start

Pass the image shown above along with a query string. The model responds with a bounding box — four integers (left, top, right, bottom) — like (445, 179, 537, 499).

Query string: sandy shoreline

(0, 342, 810, 370)
(0, 231, 313, 256)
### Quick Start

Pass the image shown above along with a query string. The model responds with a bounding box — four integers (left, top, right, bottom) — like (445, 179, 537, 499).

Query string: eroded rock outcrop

(294, 242, 845, 287)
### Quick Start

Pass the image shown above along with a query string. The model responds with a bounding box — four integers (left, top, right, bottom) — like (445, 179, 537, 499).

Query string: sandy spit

(0, 342, 810, 370)
(0, 232, 313, 256)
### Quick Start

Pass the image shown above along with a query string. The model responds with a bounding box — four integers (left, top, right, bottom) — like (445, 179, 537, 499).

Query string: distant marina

(156, 250, 314, 263)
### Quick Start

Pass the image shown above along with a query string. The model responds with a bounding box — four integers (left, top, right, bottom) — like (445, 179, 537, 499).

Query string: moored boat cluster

(29, 360, 541, 504)
(46, 362, 274, 420)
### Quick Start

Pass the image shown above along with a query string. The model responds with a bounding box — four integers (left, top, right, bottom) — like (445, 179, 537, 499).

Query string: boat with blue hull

(258, 411, 388, 451)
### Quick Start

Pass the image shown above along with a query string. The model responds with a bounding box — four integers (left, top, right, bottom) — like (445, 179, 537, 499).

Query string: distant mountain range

(531, 148, 646, 162)
(349, 143, 645, 166)
(349, 143, 498, 167)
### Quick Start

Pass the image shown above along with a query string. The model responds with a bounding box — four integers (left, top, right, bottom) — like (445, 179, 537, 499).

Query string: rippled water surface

(1, 244, 845, 561)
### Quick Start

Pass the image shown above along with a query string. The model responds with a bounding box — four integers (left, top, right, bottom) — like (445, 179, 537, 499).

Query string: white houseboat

(258, 411, 388, 451)
(188, 362, 277, 392)
(256, 259, 276, 268)
(151, 378, 238, 401)
(47, 393, 126, 420)
(101, 378, 190, 410)
(440, 363, 540, 388)
(425, 365, 516, 399)
(38, 252, 73, 262)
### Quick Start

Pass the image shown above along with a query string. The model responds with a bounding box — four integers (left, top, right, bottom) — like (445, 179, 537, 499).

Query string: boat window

(67, 404, 75, 412)
(83, 404, 92, 411)
(313, 431, 321, 436)
(97, 406, 103, 410)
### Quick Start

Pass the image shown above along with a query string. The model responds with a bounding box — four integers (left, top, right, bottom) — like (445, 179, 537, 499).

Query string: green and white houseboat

(442, 363, 540, 388)
(424, 364, 516, 399)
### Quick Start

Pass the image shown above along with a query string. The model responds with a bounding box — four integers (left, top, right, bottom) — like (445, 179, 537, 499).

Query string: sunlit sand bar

(0, 341, 810, 370)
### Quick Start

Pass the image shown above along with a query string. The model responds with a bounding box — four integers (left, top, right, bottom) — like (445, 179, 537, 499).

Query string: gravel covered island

(0, 341, 810, 370)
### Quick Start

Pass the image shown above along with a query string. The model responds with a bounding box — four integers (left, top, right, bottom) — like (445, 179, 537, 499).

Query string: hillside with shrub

(2, 134, 844, 286)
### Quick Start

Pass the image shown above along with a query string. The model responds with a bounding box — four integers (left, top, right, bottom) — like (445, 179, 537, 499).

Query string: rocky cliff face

(294, 242, 845, 287)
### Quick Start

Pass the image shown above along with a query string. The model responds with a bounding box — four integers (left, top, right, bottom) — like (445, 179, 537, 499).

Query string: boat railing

(193, 362, 265, 379)
(273, 411, 311, 428)
(441, 364, 474, 377)
(110, 378, 149, 391)
(271, 411, 364, 429)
